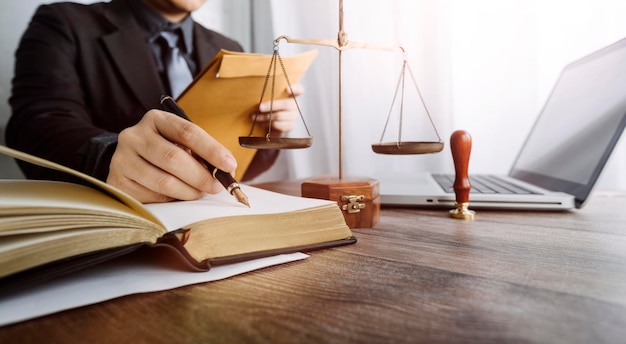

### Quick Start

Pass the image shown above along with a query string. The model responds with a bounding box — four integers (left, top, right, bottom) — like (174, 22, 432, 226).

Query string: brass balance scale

(239, 0, 445, 228)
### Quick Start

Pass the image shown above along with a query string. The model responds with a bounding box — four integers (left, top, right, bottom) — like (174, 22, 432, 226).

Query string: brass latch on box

(340, 195, 366, 214)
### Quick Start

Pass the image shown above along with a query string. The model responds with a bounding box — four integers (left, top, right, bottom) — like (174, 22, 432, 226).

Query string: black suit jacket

(6, 0, 268, 183)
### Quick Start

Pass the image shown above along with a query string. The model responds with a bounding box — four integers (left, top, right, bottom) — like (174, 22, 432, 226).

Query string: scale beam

(264, 0, 442, 178)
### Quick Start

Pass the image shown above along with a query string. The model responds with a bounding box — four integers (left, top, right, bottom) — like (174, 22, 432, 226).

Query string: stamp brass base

(449, 202, 476, 220)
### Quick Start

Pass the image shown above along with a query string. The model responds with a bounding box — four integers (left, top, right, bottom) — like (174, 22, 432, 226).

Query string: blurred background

(1, 0, 625, 190)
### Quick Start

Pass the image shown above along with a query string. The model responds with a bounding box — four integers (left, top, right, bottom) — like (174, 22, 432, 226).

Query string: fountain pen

(160, 95, 250, 207)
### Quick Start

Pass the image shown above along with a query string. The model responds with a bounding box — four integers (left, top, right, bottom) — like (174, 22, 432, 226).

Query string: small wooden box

(301, 176, 380, 229)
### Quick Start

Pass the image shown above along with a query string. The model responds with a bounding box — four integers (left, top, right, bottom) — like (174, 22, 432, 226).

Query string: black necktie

(159, 30, 193, 98)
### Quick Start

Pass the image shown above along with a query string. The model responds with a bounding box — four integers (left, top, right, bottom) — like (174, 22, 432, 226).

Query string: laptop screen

(510, 38, 626, 208)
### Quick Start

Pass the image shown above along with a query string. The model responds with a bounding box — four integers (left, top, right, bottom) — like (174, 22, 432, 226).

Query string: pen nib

(233, 188, 250, 208)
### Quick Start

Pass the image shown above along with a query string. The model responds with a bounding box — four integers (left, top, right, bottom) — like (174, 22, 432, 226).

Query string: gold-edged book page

(0, 145, 162, 228)
(0, 180, 163, 235)
(181, 204, 352, 262)
(176, 49, 319, 180)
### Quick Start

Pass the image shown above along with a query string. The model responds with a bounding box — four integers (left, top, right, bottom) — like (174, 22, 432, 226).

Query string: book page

(0, 180, 154, 225)
(145, 184, 337, 232)
(0, 145, 163, 228)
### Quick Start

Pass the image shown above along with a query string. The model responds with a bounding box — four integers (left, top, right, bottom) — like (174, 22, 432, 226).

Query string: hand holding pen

(105, 98, 243, 204)
(160, 95, 250, 207)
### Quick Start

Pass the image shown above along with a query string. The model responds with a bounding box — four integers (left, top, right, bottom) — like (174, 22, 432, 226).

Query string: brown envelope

(176, 49, 318, 180)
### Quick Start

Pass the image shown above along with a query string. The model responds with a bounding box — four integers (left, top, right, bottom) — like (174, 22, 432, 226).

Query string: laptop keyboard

(432, 174, 541, 194)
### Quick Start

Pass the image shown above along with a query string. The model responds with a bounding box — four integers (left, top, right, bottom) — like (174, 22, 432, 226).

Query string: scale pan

(239, 136, 313, 149)
(371, 141, 444, 155)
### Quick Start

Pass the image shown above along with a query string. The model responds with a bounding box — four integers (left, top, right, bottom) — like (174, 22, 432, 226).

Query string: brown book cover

(0, 145, 355, 293)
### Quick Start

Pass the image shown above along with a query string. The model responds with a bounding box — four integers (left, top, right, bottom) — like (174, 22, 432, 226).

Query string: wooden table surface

(1, 184, 625, 343)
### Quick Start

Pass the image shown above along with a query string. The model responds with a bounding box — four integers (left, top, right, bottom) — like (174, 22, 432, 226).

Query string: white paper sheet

(0, 252, 308, 327)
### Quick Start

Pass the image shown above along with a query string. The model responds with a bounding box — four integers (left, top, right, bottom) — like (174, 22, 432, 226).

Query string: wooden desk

(1, 185, 625, 343)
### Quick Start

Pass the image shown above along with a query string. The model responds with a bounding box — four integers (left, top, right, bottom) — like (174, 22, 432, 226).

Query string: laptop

(379, 38, 626, 210)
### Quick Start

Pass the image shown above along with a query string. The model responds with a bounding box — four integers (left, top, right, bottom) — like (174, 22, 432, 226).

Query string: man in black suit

(6, 0, 301, 203)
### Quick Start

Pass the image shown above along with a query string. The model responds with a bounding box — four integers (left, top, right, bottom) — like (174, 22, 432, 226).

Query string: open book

(176, 49, 319, 180)
(0, 145, 355, 291)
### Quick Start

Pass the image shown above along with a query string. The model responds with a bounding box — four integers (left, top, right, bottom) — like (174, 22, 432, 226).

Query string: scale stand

(255, 0, 443, 228)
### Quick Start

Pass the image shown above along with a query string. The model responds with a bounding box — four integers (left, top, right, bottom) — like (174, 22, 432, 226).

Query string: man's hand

(253, 83, 305, 135)
(107, 109, 237, 203)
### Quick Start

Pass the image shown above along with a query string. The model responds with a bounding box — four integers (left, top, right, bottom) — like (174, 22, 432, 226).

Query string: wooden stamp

(449, 130, 476, 220)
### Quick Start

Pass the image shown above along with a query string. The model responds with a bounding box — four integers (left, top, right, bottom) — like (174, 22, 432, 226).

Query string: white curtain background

(243, 0, 626, 191)
(2, 0, 625, 191)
